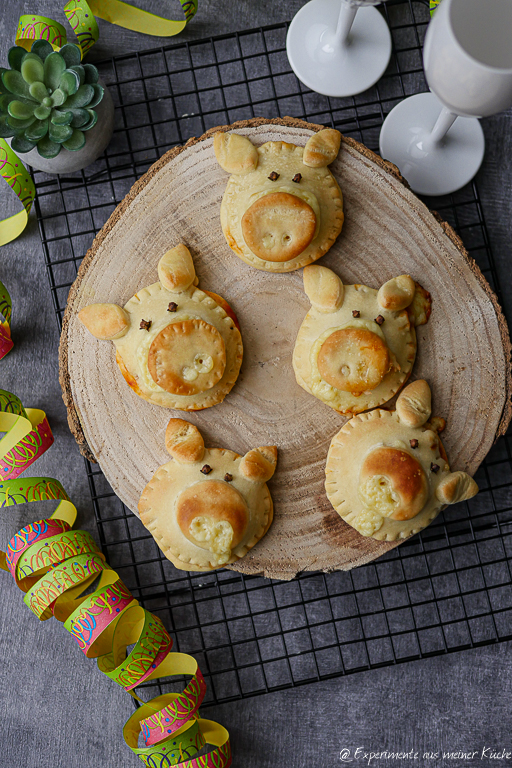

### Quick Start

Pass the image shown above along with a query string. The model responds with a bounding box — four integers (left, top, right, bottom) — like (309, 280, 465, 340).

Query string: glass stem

(428, 106, 458, 147)
(333, 2, 358, 49)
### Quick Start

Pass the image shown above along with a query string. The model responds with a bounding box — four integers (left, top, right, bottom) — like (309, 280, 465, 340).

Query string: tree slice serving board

(60, 117, 512, 580)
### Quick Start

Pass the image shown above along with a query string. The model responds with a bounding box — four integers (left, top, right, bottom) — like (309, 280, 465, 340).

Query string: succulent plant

(0, 41, 104, 159)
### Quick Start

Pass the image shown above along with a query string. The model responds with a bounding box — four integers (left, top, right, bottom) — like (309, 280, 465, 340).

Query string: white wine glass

(286, 0, 392, 98)
(379, 0, 512, 196)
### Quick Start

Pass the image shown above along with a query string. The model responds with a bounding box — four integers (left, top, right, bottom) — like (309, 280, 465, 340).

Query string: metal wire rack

(32, 0, 512, 707)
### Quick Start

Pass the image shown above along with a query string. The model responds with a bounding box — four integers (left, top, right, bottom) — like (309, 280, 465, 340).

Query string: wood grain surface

(60, 117, 512, 580)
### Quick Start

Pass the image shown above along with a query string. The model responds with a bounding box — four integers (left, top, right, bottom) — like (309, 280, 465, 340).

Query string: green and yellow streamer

(0, 386, 231, 766)
(16, 0, 197, 61)
(0, 281, 13, 357)
(0, 139, 35, 247)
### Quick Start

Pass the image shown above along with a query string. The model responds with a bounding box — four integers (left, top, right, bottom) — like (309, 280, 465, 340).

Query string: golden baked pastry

(78, 244, 243, 410)
(214, 129, 344, 272)
(138, 418, 277, 571)
(325, 380, 478, 540)
(293, 266, 432, 414)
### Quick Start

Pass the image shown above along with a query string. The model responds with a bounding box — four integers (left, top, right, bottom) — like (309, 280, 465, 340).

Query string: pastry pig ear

(158, 244, 196, 293)
(378, 275, 415, 311)
(240, 446, 277, 483)
(78, 303, 130, 340)
(436, 471, 479, 505)
(303, 265, 344, 313)
(214, 131, 258, 174)
(396, 379, 432, 427)
(165, 418, 205, 463)
(303, 128, 341, 168)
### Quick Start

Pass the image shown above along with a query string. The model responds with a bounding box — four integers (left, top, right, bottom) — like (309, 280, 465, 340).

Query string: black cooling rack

(32, 0, 512, 707)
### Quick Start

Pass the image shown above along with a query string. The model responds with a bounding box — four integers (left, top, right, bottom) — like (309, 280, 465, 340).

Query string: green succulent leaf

(37, 135, 61, 159)
(44, 52, 66, 92)
(29, 81, 48, 102)
(21, 52, 42, 64)
(6, 114, 35, 130)
(61, 84, 94, 110)
(7, 46, 26, 72)
(25, 118, 49, 141)
(7, 100, 35, 120)
(49, 121, 73, 144)
(3, 94, 35, 108)
(69, 65, 85, 87)
(67, 108, 88, 128)
(0, 68, 8, 96)
(34, 105, 51, 120)
(83, 64, 99, 85)
(59, 69, 80, 96)
(81, 108, 98, 132)
(2, 69, 32, 99)
(10, 135, 37, 153)
(0, 92, 15, 112)
(0, 114, 15, 138)
(63, 128, 86, 151)
(51, 109, 73, 126)
(87, 83, 104, 109)
(21, 56, 44, 85)
(50, 88, 66, 107)
(58, 44, 82, 68)
(30, 40, 53, 61)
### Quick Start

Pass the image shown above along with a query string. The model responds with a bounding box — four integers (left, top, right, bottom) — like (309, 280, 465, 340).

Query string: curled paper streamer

(0, 140, 36, 247)
(430, 0, 441, 14)
(0, 282, 13, 359)
(0, 390, 54, 480)
(16, 0, 198, 61)
(16, 6, 99, 59)
(0, 389, 231, 766)
(84, 0, 197, 42)
(15, 15, 68, 53)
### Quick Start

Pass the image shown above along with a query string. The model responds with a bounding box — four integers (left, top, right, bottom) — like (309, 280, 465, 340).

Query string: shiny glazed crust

(139, 447, 274, 571)
(325, 408, 450, 541)
(293, 283, 417, 413)
(114, 282, 243, 410)
(220, 140, 344, 272)
(325, 380, 478, 541)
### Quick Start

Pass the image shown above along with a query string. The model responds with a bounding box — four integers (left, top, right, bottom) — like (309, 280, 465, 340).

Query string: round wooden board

(60, 117, 512, 580)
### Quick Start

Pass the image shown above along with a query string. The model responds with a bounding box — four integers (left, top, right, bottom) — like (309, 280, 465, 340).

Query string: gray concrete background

(0, 1, 511, 767)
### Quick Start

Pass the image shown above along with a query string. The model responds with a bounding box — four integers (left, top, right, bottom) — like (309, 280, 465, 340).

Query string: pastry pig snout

(241, 192, 316, 263)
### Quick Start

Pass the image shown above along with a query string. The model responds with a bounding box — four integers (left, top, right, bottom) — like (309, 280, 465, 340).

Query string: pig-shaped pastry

(139, 419, 277, 571)
(214, 128, 344, 272)
(78, 245, 243, 410)
(293, 265, 432, 414)
(325, 380, 478, 540)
